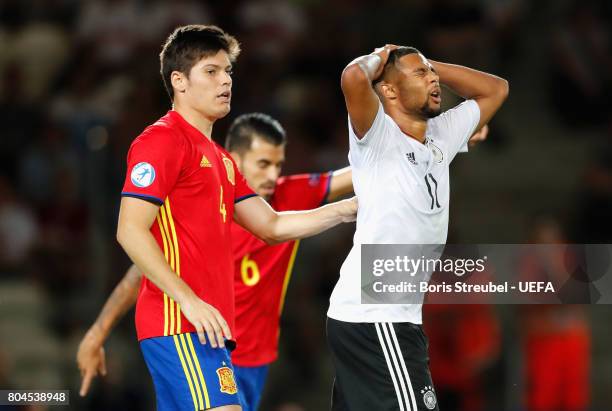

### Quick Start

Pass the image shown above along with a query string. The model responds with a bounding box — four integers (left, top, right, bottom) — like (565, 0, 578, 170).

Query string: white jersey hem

(327, 306, 423, 325)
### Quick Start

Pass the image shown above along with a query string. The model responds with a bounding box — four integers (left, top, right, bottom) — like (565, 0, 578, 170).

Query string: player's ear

(379, 81, 397, 100)
(171, 71, 187, 94)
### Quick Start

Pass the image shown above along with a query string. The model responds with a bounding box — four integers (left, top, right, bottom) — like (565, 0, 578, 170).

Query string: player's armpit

(327, 167, 354, 202)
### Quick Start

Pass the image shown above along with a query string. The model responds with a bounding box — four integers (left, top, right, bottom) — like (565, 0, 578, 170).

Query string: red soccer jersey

(121, 110, 256, 341)
(231, 172, 332, 366)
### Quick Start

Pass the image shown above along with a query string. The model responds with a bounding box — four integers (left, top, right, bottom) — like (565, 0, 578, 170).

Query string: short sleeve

(432, 99, 480, 163)
(233, 160, 257, 203)
(121, 128, 185, 205)
(273, 172, 332, 211)
(348, 101, 393, 165)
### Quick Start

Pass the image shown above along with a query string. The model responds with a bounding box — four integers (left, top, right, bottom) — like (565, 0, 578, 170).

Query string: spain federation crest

(216, 366, 238, 395)
(222, 155, 235, 186)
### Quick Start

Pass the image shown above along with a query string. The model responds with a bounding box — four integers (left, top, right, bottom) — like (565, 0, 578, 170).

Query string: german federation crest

(421, 385, 437, 410)
(131, 162, 156, 187)
(429, 141, 444, 164)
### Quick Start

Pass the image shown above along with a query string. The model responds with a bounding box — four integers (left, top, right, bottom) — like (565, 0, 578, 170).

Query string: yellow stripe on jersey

(173, 335, 198, 411)
(179, 334, 204, 410)
(163, 294, 169, 336)
(157, 215, 170, 336)
(169, 298, 175, 336)
(165, 199, 181, 277)
(279, 240, 300, 315)
(186, 332, 211, 408)
(165, 199, 182, 333)
(159, 205, 176, 334)
(155, 199, 183, 337)
(159, 205, 175, 271)
(176, 304, 182, 334)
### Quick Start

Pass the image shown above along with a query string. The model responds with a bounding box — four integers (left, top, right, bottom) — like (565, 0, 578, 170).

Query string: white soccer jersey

(328, 99, 480, 324)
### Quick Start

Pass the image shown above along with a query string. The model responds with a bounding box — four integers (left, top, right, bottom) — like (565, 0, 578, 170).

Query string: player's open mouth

(430, 89, 441, 104)
(429, 90, 442, 104)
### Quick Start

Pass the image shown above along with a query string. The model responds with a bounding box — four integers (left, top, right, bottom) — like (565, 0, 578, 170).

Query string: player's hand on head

(371, 44, 399, 80)
(468, 124, 489, 148)
(373, 44, 399, 55)
(180, 296, 232, 349)
(77, 329, 107, 397)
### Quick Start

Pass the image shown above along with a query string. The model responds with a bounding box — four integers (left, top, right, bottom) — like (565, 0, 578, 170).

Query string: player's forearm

(344, 53, 383, 84)
(116, 225, 196, 307)
(88, 265, 142, 344)
(429, 60, 508, 101)
(267, 199, 355, 244)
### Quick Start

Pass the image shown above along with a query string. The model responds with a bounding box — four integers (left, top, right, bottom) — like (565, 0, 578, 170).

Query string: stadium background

(0, 0, 610, 410)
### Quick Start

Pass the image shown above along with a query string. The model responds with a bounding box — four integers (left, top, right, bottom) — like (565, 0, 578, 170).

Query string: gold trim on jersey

(278, 240, 300, 315)
(165, 199, 182, 333)
(158, 198, 182, 336)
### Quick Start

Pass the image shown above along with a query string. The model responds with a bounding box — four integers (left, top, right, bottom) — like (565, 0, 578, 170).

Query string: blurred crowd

(0, 0, 611, 410)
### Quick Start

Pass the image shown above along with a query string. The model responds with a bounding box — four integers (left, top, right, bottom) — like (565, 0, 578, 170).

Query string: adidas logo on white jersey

(406, 152, 418, 165)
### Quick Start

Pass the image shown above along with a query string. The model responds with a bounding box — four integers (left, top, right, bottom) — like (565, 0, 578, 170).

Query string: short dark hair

(225, 113, 287, 154)
(373, 46, 421, 85)
(160, 25, 240, 100)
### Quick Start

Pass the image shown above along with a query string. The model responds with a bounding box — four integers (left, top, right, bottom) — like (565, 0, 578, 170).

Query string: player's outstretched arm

(116, 197, 231, 348)
(341, 45, 398, 138)
(327, 167, 353, 202)
(429, 60, 509, 130)
(233, 196, 357, 245)
(77, 264, 141, 396)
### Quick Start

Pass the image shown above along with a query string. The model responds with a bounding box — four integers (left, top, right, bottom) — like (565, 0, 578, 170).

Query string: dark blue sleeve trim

(121, 192, 164, 206)
(320, 170, 333, 206)
(235, 193, 258, 204)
